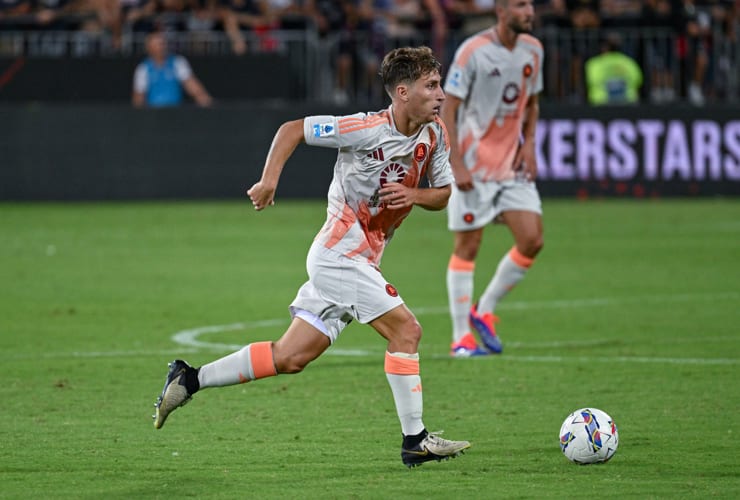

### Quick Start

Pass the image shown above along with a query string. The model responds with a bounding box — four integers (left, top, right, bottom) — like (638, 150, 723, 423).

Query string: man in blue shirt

(132, 31, 213, 108)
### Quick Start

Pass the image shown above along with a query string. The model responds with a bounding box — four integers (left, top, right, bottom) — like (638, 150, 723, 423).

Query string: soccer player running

(442, 0, 544, 357)
(153, 46, 471, 467)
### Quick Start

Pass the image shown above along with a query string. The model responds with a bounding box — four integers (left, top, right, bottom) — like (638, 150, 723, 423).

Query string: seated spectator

(33, 0, 106, 32)
(108, 0, 157, 50)
(566, 0, 601, 101)
(445, 0, 495, 38)
(304, 0, 362, 104)
(218, 0, 273, 54)
(641, 0, 679, 103)
(132, 30, 213, 107)
(585, 31, 643, 104)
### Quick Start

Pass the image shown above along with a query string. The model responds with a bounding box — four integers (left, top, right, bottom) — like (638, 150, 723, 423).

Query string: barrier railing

(0, 21, 738, 104)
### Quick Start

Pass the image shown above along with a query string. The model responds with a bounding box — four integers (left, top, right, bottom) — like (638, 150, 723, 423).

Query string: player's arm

(379, 182, 451, 211)
(516, 93, 539, 180)
(132, 65, 147, 108)
(182, 76, 213, 107)
(439, 94, 474, 191)
(247, 119, 305, 210)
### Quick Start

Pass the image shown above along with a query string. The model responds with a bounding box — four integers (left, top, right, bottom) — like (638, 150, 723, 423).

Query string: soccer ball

(559, 408, 619, 464)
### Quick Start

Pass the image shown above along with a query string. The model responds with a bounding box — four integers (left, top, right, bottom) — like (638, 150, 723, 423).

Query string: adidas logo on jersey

(367, 148, 385, 161)
(489, 68, 501, 77)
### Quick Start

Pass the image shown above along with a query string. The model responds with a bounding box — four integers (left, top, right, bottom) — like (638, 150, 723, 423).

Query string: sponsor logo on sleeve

(448, 69, 462, 87)
(313, 123, 335, 138)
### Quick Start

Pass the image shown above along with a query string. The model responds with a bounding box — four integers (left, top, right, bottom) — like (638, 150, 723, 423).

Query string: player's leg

(447, 229, 489, 356)
(370, 305, 471, 467)
(477, 209, 543, 315)
(446, 182, 501, 357)
(469, 182, 543, 352)
(153, 317, 330, 429)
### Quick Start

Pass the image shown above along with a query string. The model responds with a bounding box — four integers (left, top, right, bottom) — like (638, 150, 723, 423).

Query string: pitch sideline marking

(170, 292, 740, 366)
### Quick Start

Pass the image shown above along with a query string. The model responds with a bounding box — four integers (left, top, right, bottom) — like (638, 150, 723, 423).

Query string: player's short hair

(380, 46, 442, 96)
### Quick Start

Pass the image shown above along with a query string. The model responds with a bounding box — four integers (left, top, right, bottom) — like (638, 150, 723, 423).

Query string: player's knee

(520, 235, 544, 258)
(530, 235, 544, 256)
(454, 241, 481, 261)
(399, 316, 423, 348)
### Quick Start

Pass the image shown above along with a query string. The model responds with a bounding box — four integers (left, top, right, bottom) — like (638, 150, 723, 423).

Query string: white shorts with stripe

(447, 178, 542, 231)
(289, 243, 404, 344)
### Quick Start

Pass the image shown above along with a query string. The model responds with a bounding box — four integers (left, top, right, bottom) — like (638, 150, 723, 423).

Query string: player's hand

(452, 164, 474, 191)
(379, 182, 412, 209)
(247, 182, 276, 211)
(514, 143, 537, 182)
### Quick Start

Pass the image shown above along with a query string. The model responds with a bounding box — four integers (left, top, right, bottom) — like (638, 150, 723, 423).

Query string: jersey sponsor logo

(379, 162, 406, 186)
(463, 212, 475, 224)
(448, 68, 462, 87)
(385, 283, 399, 297)
(523, 64, 533, 77)
(414, 143, 428, 162)
(313, 123, 335, 138)
(502, 82, 520, 104)
(489, 68, 501, 77)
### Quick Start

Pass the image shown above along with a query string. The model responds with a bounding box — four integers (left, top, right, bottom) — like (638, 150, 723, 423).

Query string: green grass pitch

(1, 198, 738, 498)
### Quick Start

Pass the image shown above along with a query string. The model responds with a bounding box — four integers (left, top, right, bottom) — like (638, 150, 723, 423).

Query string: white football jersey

(444, 28, 544, 182)
(303, 106, 453, 265)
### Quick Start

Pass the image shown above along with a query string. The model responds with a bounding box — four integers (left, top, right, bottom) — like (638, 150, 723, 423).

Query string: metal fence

(1, 20, 738, 105)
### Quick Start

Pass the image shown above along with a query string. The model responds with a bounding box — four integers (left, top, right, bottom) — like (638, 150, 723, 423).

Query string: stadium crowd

(0, 0, 738, 105)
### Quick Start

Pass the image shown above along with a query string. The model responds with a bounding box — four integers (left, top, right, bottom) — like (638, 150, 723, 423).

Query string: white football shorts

(289, 243, 404, 344)
(447, 178, 542, 231)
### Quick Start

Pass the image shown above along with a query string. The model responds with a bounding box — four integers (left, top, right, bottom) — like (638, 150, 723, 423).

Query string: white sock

(478, 249, 532, 314)
(447, 255, 475, 343)
(385, 351, 425, 436)
(198, 342, 276, 388)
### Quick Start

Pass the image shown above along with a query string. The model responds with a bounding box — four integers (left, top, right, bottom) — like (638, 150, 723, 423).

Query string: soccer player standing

(442, 0, 544, 357)
(153, 46, 471, 467)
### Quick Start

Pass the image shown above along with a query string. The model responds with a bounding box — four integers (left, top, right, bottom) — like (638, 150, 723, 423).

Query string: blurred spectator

(585, 30, 643, 104)
(266, 0, 308, 28)
(600, 0, 641, 27)
(445, 0, 496, 37)
(565, 0, 601, 101)
(132, 30, 213, 106)
(219, 0, 274, 54)
(355, 0, 447, 102)
(679, 0, 710, 105)
(641, 0, 679, 103)
(304, 0, 364, 104)
(117, 0, 157, 34)
(534, 0, 570, 28)
(0, 0, 34, 30)
(33, 0, 109, 32)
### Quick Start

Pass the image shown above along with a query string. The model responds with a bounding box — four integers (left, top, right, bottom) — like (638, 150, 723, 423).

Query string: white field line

(165, 292, 740, 366)
(9, 292, 738, 365)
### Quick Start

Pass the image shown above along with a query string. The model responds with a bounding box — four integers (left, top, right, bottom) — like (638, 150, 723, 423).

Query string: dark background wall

(1, 102, 739, 200)
(0, 54, 302, 102)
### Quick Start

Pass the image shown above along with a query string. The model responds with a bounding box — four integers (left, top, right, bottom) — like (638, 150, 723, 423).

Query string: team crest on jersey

(523, 64, 533, 77)
(463, 212, 475, 224)
(414, 143, 428, 162)
(313, 123, 335, 138)
(385, 283, 399, 297)
(379, 162, 406, 186)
